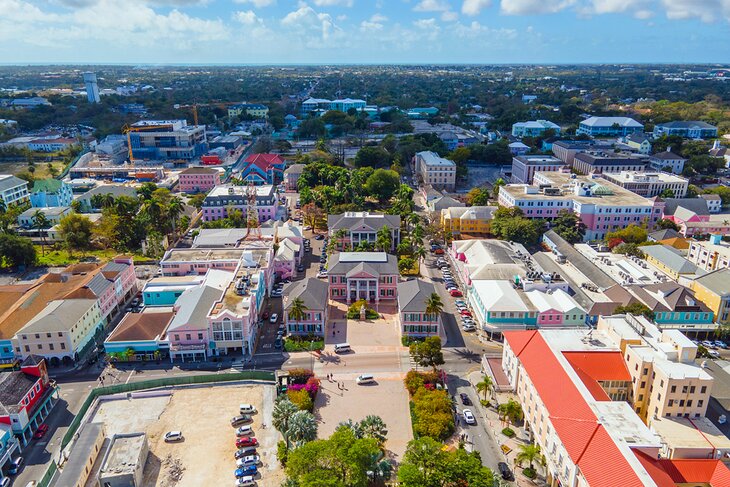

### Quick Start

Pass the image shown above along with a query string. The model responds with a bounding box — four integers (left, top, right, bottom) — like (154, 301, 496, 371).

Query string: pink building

(201, 184, 281, 223)
(667, 208, 730, 237)
(498, 172, 664, 241)
(64, 257, 137, 323)
(178, 167, 221, 193)
(283, 278, 329, 336)
(327, 252, 399, 304)
(397, 279, 442, 337)
(284, 164, 305, 191)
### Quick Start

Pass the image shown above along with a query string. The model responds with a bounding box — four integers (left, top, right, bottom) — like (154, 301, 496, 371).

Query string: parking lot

(90, 384, 283, 487)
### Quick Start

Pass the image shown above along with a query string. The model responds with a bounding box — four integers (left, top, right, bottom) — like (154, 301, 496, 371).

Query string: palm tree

(424, 292, 444, 322)
(287, 410, 318, 448)
(475, 375, 494, 403)
(32, 210, 50, 256)
(515, 443, 545, 473)
(498, 399, 524, 427)
(166, 196, 185, 237)
(358, 415, 388, 447)
(413, 245, 427, 267)
(272, 397, 299, 449)
(288, 297, 308, 334)
(337, 419, 363, 438)
(334, 229, 347, 249)
(375, 226, 392, 252)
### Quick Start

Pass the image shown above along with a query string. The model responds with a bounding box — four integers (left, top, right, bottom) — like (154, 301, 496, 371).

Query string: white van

(334, 343, 351, 354)
(239, 404, 257, 414)
(356, 374, 375, 385)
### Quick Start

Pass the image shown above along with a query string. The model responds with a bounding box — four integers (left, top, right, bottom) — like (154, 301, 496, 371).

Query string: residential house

(438, 131, 477, 151)
(641, 245, 701, 280)
(328, 212, 400, 252)
(664, 202, 730, 237)
(177, 167, 221, 193)
(30, 179, 73, 208)
(624, 133, 652, 154)
(327, 252, 399, 304)
(510, 155, 565, 184)
(441, 206, 497, 237)
(691, 269, 730, 324)
(414, 151, 456, 191)
(228, 103, 269, 119)
(688, 235, 730, 271)
(284, 163, 305, 191)
(511, 120, 561, 138)
(0, 356, 58, 446)
(201, 184, 282, 223)
(577, 116, 644, 137)
(428, 195, 464, 213)
(709, 140, 730, 166)
(397, 279, 442, 338)
(283, 278, 329, 336)
(699, 194, 723, 213)
(572, 151, 648, 175)
(653, 121, 718, 139)
(0, 175, 29, 207)
(239, 153, 285, 186)
(523, 289, 586, 327)
(17, 206, 70, 228)
(649, 151, 687, 175)
(508, 141, 529, 155)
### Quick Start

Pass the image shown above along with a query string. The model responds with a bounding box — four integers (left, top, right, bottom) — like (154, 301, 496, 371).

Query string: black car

(459, 393, 471, 405)
(297, 265, 305, 272)
(274, 338, 283, 349)
(314, 234, 325, 240)
(498, 462, 514, 481)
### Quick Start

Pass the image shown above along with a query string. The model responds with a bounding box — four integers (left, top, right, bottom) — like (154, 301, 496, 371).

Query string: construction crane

(122, 123, 166, 165)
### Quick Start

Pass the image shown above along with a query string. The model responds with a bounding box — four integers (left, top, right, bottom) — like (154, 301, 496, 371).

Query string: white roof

(416, 151, 455, 167)
(471, 280, 529, 313)
(581, 116, 643, 128)
(338, 252, 388, 263)
(524, 289, 583, 314)
(513, 120, 560, 129)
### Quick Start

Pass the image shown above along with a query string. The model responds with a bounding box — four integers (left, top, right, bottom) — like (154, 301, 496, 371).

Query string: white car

(236, 455, 260, 467)
(702, 340, 716, 349)
(236, 425, 253, 437)
(462, 409, 476, 425)
(462, 324, 476, 332)
(269, 313, 278, 324)
(239, 404, 257, 414)
(164, 431, 183, 442)
(235, 476, 256, 486)
(316, 271, 328, 279)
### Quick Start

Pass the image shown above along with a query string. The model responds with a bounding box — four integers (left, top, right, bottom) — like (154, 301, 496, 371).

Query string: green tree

(273, 396, 300, 450)
(409, 336, 444, 370)
(399, 256, 415, 274)
(354, 146, 392, 168)
(614, 302, 655, 320)
(31, 209, 50, 256)
(187, 192, 206, 209)
(375, 225, 393, 252)
(287, 410, 318, 447)
(288, 297, 308, 332)
(476, 375, 494, 403)
(659, 188, 675, 198)
(398, 437, 494, 487)
(551, 209, 585, 244)
(655, 219, 681, 231)
(466, 187, 490, 206)
(424, 292, 444, 322)
(491, 177, 507, 199)
(0, 234, 36, 269)
(606, 224, 648, 245)
(497, 399, 524, 427)
(358, 415, 388, 447)
(613, 242, 645, 258)
(515, 443, 546, 474)
(365, 169, 400, 203)
(57, 213, 93, 256)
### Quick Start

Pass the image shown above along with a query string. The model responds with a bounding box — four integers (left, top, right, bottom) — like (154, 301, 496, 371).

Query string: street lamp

(309, 339, 315, 371)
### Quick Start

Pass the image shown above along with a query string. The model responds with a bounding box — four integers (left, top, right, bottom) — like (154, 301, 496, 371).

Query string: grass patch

(401, 335, 425, 347)
(36, 248, 148, 267)
(501, 427, 515, 438)
(284, 336, 324, 352)
(522, 467, 537, 479)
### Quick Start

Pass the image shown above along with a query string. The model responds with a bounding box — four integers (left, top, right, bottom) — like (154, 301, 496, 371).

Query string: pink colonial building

(178, 167, 222, 193)
(64, 257, 137, 324)
(397, 279, 442, 338)
(327, 252, 399, 304)
(283, 278, 329, 336)
(498, 172, 664, 241)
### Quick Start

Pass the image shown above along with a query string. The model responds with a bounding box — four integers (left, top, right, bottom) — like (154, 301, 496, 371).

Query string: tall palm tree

(424, 292, 444, 322)
(288, 297, 308, 334)
(476, 375, 494, 402)
(515, 443, 545, 473)
(166, 196, 184, 237)
(498, 399, 523, 427)
(272, 397, 299, 450)
(32, 210, 50, 256)
(413, 245, 427, 266)
(375, 226, 392, 252)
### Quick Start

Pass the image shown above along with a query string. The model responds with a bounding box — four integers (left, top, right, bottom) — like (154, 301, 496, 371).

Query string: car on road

(702, 340, 716, 349)
(164, 431, 183, 442)
(297, 265, 305, 272)
(314, 234, 325, 240)
(498, 462, 514, 480)
(459, 393, 471, 405)
(274, 338, 283, 349)
(455, 299, 466, 306)
(271, 289, 283, 298)
(0, 477, 9, 487)
(462, 409, 476, 425)
(269, 313, 279, 324)
(236, 437, 259, 448)
(316, 271, 328, 278)
(34, 423, 49, 439)
(234, 465, 257, 477)
(236, 455, 261, 467)
(231, 415, 253, 427)
(261, 311, 269, 320)
(715, 340, 727, 349)
(236, 425, 254, 437)
(235, 476, 257, 486)
(460, 309, 472, 316)
(434, 248, 445, 255)
(450, 289, 463, 297)
(7, 457, 23, 475)
(709, 350, 721, 358)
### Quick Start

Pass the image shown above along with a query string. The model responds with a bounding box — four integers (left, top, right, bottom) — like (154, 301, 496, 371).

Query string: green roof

(31, 179, 63, 193)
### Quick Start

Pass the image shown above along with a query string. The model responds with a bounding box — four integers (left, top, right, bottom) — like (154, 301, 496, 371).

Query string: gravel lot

(91, 384, 284, 487)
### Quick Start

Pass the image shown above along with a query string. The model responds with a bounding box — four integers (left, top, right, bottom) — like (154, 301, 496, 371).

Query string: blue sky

(0, 0, 728, 64)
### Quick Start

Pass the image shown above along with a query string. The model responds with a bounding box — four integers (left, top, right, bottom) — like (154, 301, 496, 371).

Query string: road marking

(124, 370, 134, 384)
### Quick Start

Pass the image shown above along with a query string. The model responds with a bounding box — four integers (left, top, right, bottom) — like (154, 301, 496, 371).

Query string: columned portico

(347, 278, 379, 304)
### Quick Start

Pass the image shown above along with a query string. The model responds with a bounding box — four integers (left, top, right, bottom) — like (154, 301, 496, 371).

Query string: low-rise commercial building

(414, 151, 456, 191)
(577, 116, 644, 137)
(551, 139, 613, 166)
(17, 206, 71, 228)
(30, 179, 73, 208)
(641, 244, 700, 280)
(440, 206, 496, 237)
(653, 121, 718, 139)
(601, 171, 688, 198)
(651, 415, 730, 460)
(0, 175, 29, 207)
(327, 252, 399, 304)
(228, 103, 269, 119)
(177, 167, 221, 193)
(691, 268, 730, 323)
(648, 151, 687, 175)
(397, 279, 442, 338)
(284, 163, 305, 191)
(624, 133, 652, 154)
(511, 120, 561, 138)
(239, 153, 285, 186)
(103, 308, 174, 359)
(572, 151, 648, 175)
(687, 236, 730, 271)
(201, 184, 281, 223)
(510, 155, 565, 184)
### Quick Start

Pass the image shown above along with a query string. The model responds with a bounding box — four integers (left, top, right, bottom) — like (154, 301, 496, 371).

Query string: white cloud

(461, 0, 491, 15)
(312, 0, 353, 6)
(233, 0, 275, 7)
(281, 5, 344, 45)
(500, 0, 575, 15)
(414, 0, 451, 11)
(453, 20, 518, 39)
(441, 10, 459, 20)
(233, 9, 262, 25)
(360, 13, 387, 30)
(660, 0, 730, 23)
(370, 13, 388, 22)
(413, 17, 439, 28)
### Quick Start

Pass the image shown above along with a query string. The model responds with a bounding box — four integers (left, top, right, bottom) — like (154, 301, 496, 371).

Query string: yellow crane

(122, 123, 169, 165)
(173, 103, 199, 126)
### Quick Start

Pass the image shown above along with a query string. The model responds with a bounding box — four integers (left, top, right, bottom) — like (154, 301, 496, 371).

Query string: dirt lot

(91, 384, 284, 487)
(314, 376, 412, 461)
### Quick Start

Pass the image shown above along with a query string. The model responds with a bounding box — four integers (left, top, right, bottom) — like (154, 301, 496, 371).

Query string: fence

(37, 459, 57, 487)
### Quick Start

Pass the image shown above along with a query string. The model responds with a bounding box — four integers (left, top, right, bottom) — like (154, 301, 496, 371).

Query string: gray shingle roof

(694, 268, 730, 296)
(648, 229, 680, 242)
(283, 278, 329, 311)
(397, 279, 436, 313)
(168, 284, 223, 332)
(0, 175, 28, 192)
(0, 370, 38, 414)
(86, 273, 113, 297)
(641, 245, 699, 274)
(662, 198, 710, 216)
(651, 151, 686, 161)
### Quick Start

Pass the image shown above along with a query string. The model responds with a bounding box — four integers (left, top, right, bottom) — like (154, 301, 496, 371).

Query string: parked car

(34, 423, 49, 439)
(164, 431, 183, 442)
(462, 324, 476, 332)
(462, 409, 476, 425)
(709, 350, 721, 358)
(450, 289, 463, 297)
(314, 234, 325, 240)
(274, 338, 283, 349)
(234, 465, 257, 477)
(236, 425, 254, 437)
(460, 309, 472, 317)
(715, 340, 727, 349)
(7, 457, 23, 475)
(0, 477, 9, 487)
(231, 415, 252, 427)
(235, 476, 257, 486)
(235, 447, 258, 459)
(702, 340, 716, 349)
(271, 290, 283, 297)
(239, 404, 257, 414)
(498, 462, 514, 481)
(269, 313, 279, 324)
(459, 393, 471, 405)
(236, 455, 260, 467)
(434, 248, 445, 255)
(297, 265, 305, 272)
(236, 437, 259, 448)
(316, 271, 328, 279)
(261, 311, 269, 320)
(455, 300, 466, 306)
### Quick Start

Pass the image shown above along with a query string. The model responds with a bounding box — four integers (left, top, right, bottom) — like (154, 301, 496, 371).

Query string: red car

(460, 309, 472, 317)
(434, 248, 445, 255)
(450, 289, 463, 297)
(34, 423, 49, 439)
(261, 311, 269, 320)
(236, 437, 259, 448)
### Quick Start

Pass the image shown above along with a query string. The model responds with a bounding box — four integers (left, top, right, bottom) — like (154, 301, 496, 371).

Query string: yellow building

(691, 268, 730, 323)
(642, 244, 699, 280)
(440, 206, 497, 237)
(228, 103, 269, 119)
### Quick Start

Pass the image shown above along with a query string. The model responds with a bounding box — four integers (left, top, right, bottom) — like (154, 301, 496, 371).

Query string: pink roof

(244, 153, 284, 170)
(503, 331, 646, 487)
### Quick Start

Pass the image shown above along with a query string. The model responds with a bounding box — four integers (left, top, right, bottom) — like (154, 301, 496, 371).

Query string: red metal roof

(634, 450, 730, 486)
(244, 153, 284, 170)
(503, 331, 646, 487)
(563, 351, 631, 401)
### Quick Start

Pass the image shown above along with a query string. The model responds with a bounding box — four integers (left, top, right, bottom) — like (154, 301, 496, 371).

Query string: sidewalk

(466, 371, 547, 487)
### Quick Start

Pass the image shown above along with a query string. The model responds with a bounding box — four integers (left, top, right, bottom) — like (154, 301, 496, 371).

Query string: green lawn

(36, 248, 149, 267)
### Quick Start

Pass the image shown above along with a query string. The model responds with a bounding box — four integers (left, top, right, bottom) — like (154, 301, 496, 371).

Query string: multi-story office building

(227, 103, 269, 119)
(648, 151, 687, 175)
(82, 72, 100, 103)
(201, 184, 281, 223)
(510, 155, 565, 184)
(691, 268, 730, 324)
(511, 119, 561, 138)
(572, 151, 648, 175)
(397, 279, 442, 338)
(601, 171, 689, 198)
(687, 235, 730, 271)
(300, 97, 367, 114)
(177, 167, 221, 194)
(283, 278, 329, 336)
(0, 175, 29, 207)
(239, 153, 285, 185)
(440, 206, 497, 237)
(128, 120, 208, 162)
(653, 121, 718, 139)
(414, 151, 456, 191)
(29, 179, 73, 208)
(327, 212, 400, 252)
(95, 134, 129, 164)
(577, 116, 644, 137)
(624, 133, 652, 154)
(498, 172, 664, 241)
(327, 252, 399, 304)
(551, 139, 614, 166)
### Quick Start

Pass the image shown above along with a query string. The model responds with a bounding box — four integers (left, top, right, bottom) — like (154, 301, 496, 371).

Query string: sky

(0, 0, 729, 64)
